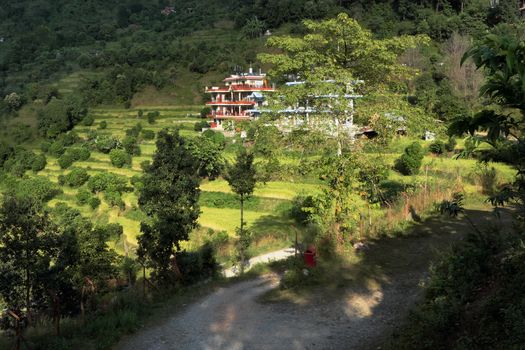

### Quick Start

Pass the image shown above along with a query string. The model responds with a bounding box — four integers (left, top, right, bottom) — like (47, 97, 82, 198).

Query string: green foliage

(146, 111, 159, 124)
(58, 152, 74, 169)
(125, 123, 142, 138)
(122, 136, 141, 156)
(0, 195, 60, 312)
(76, 188, 92, 205)
(89, 197, 101, 209)
(445, 137, 457, 152)
(177, 243, 218, 284)
(37, 97, 87, 138)
(98, 121, 108, 130)
(82, 115, 95, 126)
(31, 154, 47, 172)
(68, 147, 91, 161)
(48, 140, 66, 157)
(141, 129, 155, 140)
(392, 227, 525, 349)
(428, 140, 446, 155)
(64, 168, 90, 187)
(395, 142, 424, 175)
(4, 176, 61, 203)
(202, 129, 226, 149)
(137, 129, 201, 284)
(357, 156, 390, 204)
(194, 120, 210, 132)
(186, 136, 224, 179)
(87, 172, 128, 194)
(200, 107, 212, 119)
(109, 148, 132, 168)
(95, 135, 120, 154)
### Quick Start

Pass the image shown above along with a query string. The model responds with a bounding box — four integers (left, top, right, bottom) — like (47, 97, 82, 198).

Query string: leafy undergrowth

(388, 222, 525, 349)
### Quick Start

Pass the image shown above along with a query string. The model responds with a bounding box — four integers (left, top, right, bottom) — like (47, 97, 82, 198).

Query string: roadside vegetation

(1, 1, 525, 350)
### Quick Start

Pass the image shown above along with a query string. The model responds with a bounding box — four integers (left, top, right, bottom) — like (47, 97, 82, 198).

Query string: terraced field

(34, 106, 318, 259)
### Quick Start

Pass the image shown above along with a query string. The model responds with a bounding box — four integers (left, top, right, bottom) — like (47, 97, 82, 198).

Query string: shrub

(99, 121, 108, 129)
(48, 140, 66, 157)
(68, 147, 90, 161)
(31, 154, 47, 172)
(445, 137, 457, 152)
(87, 172, 128, 193)
(122, 136, 141, 156)
(428, 140, 446, 155)
(95, 136, 120, 153)
(57, 174, 66, 186)
(395, 142, 424, 175)
(40, 141, 51, 153)
(5, 176, 61, 202)
(105, 191, 125, 210)
(59, 131, 80, 146)
(202, 129, 226, 149)
(147, 111, 159, 124)
(290, 195, 317, 225)
(177, 243, 218, 285)
(58, 153, 75, 169)
(82, 115, 95, 126)
(125, 123, 142, 137)
(76, 189, 92, 205)
(88, 197, 101, 209)
(200, 106, 211, 118)
(141, 129, 155, 140)
(64, 168, 90, 187)
(140, 160, 151, 172)
(109, 149, 131, 168)
(194, 120, 210, 131)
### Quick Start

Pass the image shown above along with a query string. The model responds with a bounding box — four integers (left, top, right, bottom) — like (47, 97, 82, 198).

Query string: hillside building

(204, 68, 275, 128)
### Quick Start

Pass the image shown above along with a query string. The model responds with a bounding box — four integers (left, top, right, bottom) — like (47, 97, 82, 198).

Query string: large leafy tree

(137, 129, 201, 284)
(0, 195, 59, 319)
(259, 13, 429, 154)
(450, 24, 525, 214)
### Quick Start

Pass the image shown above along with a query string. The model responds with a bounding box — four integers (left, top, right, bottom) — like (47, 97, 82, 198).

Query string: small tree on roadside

(225, 149, 257, 272)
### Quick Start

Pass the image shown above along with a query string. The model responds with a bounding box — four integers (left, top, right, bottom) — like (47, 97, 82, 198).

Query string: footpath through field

(115, 207, 513, 350)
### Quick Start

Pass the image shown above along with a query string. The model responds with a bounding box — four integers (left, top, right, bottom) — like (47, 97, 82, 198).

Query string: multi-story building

(204, 68, 275, 128)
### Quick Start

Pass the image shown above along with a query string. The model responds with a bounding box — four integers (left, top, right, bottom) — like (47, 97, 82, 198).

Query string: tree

(0, 195, 59, 321)
(137, 129, 201, 284)
(109, 148, 132, 168)
(186, 136, 224, 179)
(4, 92, 23, 111)
(224, 149, 257, 271)
(449, 24, 525, 211)
(395, 142, 425, 175)
(259, 13, 429, 155)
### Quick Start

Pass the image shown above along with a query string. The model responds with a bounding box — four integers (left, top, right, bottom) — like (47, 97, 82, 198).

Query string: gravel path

(223, 248, 296, 278)
(115, 209, 510, 350)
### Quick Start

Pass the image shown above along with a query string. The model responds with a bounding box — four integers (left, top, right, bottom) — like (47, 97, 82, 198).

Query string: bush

(428, 140, 446, 155)
(95, 136, 120, 153)
(177, 243, 218, 285)
(140, 160, 151, 172)
(109, 149, 131, 168)
(76, 188, 92, 205)
(290, 195, 317, 225)
(68, 147, 91, 161)
(57, 174, 66, 186)
(200, 106, 211, 118)
(64, 168, 90, 187)
(125, 123, 142, 137)
(202, 129, 226, 149)
(89, 197, 101, 209)
(445, 137, 457, 152)
(31, 154, 47, 172)
(87, 172, 128, 193)
(40, 141, 51, 153)
(99, 121, 108, 129)
(48, 140, 66, 157)
(194, 120, 210, 131)
(58, 153, 75, 169)
(82, 115, 95, 126)
(147, 111, 159, 124)
(141, 129, 155, 140)
(122, 136, 141, 156)
(395, 142, 424, 175)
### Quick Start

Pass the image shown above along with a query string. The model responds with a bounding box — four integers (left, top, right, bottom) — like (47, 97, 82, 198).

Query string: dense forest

(1, 1, 525, 349)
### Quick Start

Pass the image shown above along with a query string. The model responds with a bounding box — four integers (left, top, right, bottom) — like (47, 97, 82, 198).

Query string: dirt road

(115, 208, 510, 350)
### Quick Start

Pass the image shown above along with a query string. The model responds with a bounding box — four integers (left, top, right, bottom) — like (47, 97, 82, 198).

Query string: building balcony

(208, 113, 251, 120)
(206, 100, 256, 106)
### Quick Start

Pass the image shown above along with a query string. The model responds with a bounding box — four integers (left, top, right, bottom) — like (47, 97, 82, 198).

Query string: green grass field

(23, 105, 517, 261)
